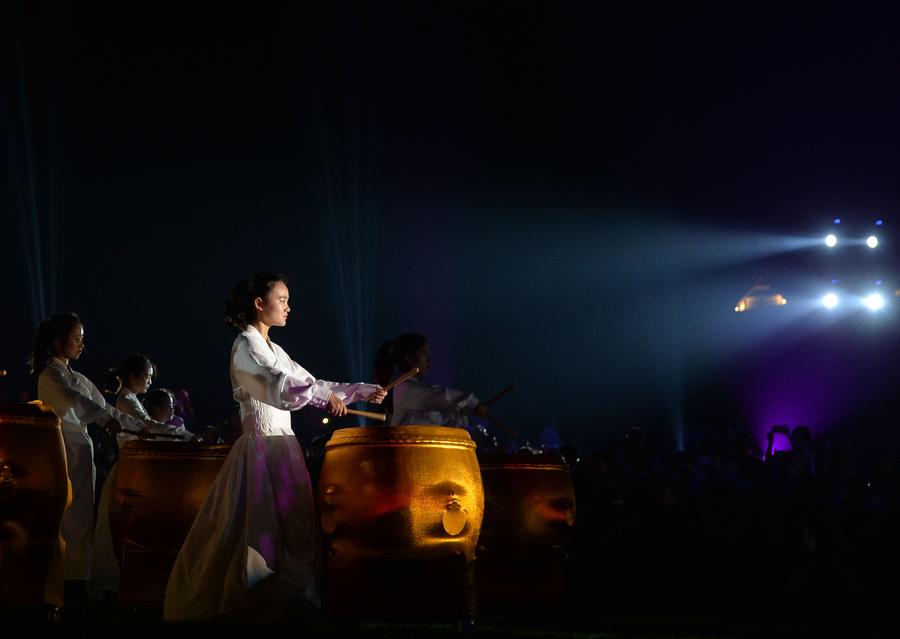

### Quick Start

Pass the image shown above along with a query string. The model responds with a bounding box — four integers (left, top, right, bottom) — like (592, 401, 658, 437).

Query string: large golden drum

(317, 426, 484, 620)
(476, 453, 576, 611)
(109, 440, 230, 606)
(0, 401, 68, 608)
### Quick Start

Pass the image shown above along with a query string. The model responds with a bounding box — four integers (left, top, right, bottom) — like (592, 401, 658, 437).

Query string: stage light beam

(825, 234, 838, 248)
(822, 292, 839, 309)
(867, 235, 879, 248)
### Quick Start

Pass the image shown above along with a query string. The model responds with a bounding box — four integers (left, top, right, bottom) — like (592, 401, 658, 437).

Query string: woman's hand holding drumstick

(323, 368, 420, 423)
(368, 386, 387, 405)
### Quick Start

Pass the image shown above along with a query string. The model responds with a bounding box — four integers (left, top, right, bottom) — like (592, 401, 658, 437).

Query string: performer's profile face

(255, 281, 291, 328)
(127, 365, 154, 394)
(55, 324, 85, 361)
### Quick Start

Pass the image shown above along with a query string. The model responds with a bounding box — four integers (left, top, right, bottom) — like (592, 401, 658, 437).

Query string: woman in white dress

(28, 313, 154, 595)
(164, 272, 386, 621)
(89, 354, 192, 596)
(375, 332, 488, 427)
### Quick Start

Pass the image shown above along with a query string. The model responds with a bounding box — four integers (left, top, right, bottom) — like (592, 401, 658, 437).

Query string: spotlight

(864, 293, 885, 311)
(322, 417, 330, 425)
(867, 235, 879, 248)
(834, 218, 842, 224)
(825, 234, 838, 248)
(822, 292, 839, 309)
(875, 219, 884, 226)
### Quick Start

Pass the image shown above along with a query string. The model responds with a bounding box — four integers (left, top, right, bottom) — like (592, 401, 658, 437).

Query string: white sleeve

(287, 357, 378, 406)
(41, 366, 149, 433)
(394, 380, 480, 414)
(232, 336, 333, 410)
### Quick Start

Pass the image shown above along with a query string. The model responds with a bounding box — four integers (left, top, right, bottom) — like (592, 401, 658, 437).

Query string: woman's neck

(250, 320, 271, 343)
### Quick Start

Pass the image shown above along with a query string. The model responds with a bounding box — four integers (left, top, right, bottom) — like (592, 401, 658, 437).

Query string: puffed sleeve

(394, 379, 480, 414)
(287, 356, 379, 406)
(231, 336, 334, 410)
(41, 365, 150, 433)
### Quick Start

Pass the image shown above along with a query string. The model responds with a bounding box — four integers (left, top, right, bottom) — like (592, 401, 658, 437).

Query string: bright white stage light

(864, 293, 885, 311)
(825, 234, 838, 248)
(867, 235, 879, 248)
(822, 292, 839, 309)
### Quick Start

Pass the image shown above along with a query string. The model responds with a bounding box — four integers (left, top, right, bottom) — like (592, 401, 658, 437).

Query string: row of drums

(0, 403, 576, 619)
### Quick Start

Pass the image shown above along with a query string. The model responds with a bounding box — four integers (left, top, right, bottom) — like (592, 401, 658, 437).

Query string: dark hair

(145, 387, 175, 414)
(224, 272, 288, 332)
(104, 353, 155, 395)
(374, 332, 427, 387)
(27, 313, 83, 375)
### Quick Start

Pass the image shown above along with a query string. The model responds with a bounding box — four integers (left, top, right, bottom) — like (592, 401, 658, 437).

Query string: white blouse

(230, 325, 378, 436)
(390, 376, 480, 427)
(37, 357, 148, 435)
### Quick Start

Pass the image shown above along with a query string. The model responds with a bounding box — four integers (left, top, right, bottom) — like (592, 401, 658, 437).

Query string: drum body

(0, 401, 68, 608)
(476, 453, 576, 611)
(318, 426, 483, 619)
(109, 440, 230, 605)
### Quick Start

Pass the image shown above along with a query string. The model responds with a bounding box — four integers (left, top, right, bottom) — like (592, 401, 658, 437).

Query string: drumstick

(483, 384, 515, 406)
(346, 408, 387, 422)
(383, 367, 420, 393)
(119, 428, 185, 440)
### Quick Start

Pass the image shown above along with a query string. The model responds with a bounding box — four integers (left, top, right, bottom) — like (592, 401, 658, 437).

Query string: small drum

(318, 426, 484, 620)
(0, 401, 68, 608)
(109, 440, 230, 606)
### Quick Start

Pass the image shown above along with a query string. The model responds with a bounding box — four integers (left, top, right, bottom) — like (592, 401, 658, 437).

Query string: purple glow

(257, 532, 275, 565)
(769, 432, 793, 454)
(733, 335, 868, 453)
(276, 463, 297, 513)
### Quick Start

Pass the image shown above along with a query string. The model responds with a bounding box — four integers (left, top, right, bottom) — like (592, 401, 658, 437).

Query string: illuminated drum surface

(0, 401, 67, 607)
(318, 426, 484, 619)
(110, 440, 230, 606)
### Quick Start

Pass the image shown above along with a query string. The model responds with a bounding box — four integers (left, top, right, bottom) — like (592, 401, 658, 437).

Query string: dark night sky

(5, 2, 900, 454)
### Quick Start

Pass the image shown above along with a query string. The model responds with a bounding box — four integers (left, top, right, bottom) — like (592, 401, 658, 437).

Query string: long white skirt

(88, 461, 120, 594)
(163, 433, 321, 621)
(61, 430, 95, 581)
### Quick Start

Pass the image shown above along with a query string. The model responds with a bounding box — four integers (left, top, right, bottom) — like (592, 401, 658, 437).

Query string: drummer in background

(27, 313, 153, 602)
(375, 332, 489, 427)
(89, 354, 194, 597)
(147, 387, 222, 442)
(145, 387, 180, 426)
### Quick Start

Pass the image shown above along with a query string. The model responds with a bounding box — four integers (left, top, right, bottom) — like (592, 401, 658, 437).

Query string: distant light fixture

(734, 281, 787, 313)
(867, 235, 879, 248)
(825, 234, 838, 248)
(822, 292, 839, 309)
(832, 279, 840, 285)
(322, 417, 330, 424)
(834, 218, 842, 224)
(875, 219, 884, 226)
(864, 293, 885, 311)
(876, 279, 883, 286)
